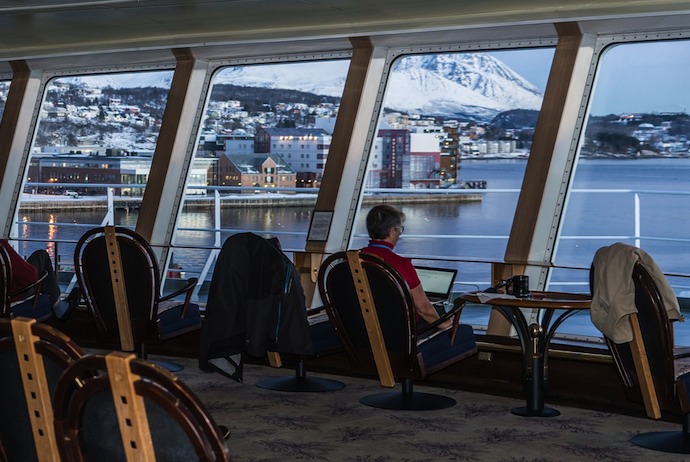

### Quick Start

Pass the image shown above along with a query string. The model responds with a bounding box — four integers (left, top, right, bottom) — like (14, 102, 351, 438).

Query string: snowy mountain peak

(55, 52, 543, 122)
(385, 53, 543, 120)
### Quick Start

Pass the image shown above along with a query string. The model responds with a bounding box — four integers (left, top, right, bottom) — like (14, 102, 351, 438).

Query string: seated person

(1, 240, 80, 321)
(361, 205, 452, 331)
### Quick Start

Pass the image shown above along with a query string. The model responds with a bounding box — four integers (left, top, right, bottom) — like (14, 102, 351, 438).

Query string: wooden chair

(0, 317, 83, 462)
(593, 262, 690, 453)
(74, 226, 201, 368)
(317, 250, 477, 410)
(53, 351, 231, 461)
(0, 244, 52, 321)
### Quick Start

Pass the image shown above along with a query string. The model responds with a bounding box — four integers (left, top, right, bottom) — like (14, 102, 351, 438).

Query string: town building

(254, 127, 330, 187)
(217, 153, 296, 192)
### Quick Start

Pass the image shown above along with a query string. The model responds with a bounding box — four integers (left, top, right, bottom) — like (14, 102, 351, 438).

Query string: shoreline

(18, 192, 482, 212)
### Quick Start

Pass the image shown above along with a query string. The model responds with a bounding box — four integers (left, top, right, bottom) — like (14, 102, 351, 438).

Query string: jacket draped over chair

(199, 233, 313, 380)
(591, 242, 682, 344)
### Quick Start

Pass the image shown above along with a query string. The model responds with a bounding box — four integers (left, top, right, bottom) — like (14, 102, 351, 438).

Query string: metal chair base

(359, 390, 455, 410)
(631, 431, 690, 454)
(257, 375, 345, 392)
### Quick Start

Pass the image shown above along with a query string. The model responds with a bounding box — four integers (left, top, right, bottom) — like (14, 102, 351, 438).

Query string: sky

(589, 40, 690, 115)
(37, 39, 690, 119)
(492, 41, 690, 116)
(487, 48, 555, 92)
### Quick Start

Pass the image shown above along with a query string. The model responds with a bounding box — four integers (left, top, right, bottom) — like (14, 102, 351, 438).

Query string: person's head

(366, 205, 405, 243)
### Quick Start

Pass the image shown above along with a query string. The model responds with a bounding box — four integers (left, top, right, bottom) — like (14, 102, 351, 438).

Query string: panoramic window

(0, 81, 9, 117)
(15, 70, 173, 290)
(553, 40, 690, 341)
(172, 59, 349, 287)
(350, 48, 555, 322)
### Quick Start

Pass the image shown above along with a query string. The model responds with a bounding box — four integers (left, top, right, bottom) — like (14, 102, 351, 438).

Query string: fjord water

(17, 158, 690, 289)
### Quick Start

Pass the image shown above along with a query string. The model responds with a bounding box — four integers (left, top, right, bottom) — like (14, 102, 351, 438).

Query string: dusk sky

(491, 40, 690, 116)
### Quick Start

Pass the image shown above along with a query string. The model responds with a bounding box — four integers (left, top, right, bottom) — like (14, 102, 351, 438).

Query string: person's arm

(410, 284, 452, 330)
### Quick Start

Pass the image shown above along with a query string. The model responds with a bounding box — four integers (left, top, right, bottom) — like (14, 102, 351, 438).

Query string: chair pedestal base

(631, 431, 690, 454)
(359, 379, 455, 410)
(359, 391, 456, 410)
(511, 406, 560, 417)
(257, 375, 345, 392)
(256, 359, 346, 392)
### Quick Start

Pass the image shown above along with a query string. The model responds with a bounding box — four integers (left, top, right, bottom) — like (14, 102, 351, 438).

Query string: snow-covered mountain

(60, 71, 174, 90)
(59, 53, 543, 122)
(214, 61, 349, 99)
(213, 54, 543, 120)
(385, 54, 543, 120)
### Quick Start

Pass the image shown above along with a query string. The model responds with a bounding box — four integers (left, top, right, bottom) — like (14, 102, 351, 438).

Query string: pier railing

(13, 183, 690, 341)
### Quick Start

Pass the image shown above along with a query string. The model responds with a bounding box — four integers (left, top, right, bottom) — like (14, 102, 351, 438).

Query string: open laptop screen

(415, 266, 457, 301)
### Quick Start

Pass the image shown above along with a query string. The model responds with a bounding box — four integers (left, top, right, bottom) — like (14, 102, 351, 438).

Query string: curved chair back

(599, 263, 678, 414)
(74, 226, 158, 346)
(53, 352, 231, 462)
(0, 318, 83, 462)
(318, 250, 476, 410)
(74, 226, 201, 354)
(319, 251, 418, 378)
(0, 245, 52, 321)
(319, 250, 476, 382)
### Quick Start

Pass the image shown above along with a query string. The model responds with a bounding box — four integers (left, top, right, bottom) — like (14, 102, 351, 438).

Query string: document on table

(476, 292, 517, 303)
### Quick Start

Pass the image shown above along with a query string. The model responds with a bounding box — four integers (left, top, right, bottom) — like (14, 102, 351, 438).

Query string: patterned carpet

(163, 356, 687, 462)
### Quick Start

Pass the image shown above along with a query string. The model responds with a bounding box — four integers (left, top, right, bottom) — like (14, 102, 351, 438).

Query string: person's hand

(437, 318, 453, 330)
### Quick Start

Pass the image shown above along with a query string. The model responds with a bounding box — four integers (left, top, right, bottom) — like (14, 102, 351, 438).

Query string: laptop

(415, 266, 458, 304)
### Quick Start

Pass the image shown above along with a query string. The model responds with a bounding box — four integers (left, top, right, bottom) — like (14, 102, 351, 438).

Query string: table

(460, 291, 591, 417)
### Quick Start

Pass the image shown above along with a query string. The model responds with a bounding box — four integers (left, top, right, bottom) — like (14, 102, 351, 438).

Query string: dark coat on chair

(199, 233, 313, 369)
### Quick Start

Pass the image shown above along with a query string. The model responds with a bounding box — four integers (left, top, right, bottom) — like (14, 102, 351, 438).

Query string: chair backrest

(593, 262, 677, 418)
(318, 250, 419, 384)
(74, 226, 159, 351)
(53, 351, 231, 462)
(0, 245, 49, 320)
(0, 317, 84, 462)
(0, 245, 12, 317)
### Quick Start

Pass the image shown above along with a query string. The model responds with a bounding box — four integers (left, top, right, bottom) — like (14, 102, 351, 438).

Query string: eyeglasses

(396, 225, 405, 234)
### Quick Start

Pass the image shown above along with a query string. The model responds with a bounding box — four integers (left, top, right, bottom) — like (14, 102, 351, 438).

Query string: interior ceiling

(1, 0, 690, 63)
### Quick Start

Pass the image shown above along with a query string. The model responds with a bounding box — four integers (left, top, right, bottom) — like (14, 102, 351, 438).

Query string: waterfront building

(27, 153, 216, 196)
(254, 127, 330, 187)
(372, 129, 410, 188)
(222, 134, 255, 155)
(409, 131, 442, 188)
(216, 153, 296, 191)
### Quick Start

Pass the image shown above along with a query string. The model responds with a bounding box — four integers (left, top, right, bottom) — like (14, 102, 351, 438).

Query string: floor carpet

(163, 356, 686, 462)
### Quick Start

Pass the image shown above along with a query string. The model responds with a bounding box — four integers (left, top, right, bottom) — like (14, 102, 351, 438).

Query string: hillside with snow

(58, 53, 543, 122)
(385, 54, 543, 120)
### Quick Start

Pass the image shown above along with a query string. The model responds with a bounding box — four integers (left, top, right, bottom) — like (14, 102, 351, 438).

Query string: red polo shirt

(360, 240, 421, 291)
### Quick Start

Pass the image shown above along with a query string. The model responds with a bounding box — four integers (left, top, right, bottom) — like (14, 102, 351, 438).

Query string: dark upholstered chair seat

(417, 324, 476, 375)
(157, 301, 201, 340)
(9, 293, 52, 321)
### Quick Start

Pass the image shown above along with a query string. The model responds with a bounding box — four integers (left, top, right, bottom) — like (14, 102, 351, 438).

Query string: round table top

(460, 290, 591, 310)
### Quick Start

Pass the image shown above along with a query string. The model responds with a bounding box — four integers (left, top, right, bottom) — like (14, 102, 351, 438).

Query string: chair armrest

(159, 277, 198, 302)
(159, 277, 198, 317)
(416, 298, 467, 339)
(10, 271, 48, 310)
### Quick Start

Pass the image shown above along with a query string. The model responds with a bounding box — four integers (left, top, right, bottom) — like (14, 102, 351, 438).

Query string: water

(17, 157, 690, 281)
(15, 157, 690, 340)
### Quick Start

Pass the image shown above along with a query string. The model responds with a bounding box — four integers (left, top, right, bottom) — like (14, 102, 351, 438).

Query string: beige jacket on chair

(591, 242, 682, 344)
